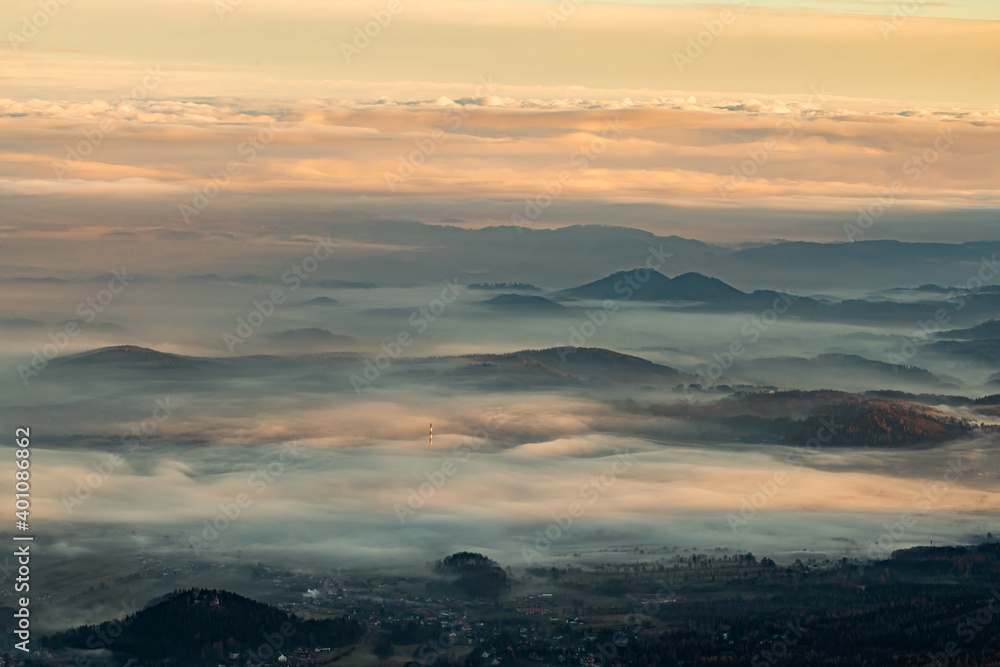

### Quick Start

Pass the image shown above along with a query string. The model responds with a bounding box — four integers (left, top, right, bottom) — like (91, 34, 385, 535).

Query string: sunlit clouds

(1, 99, 998, 213)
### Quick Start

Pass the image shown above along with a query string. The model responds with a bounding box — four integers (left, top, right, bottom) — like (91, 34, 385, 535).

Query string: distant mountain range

(551, 268, 1000, 325)
(559, 270, 749, 303)
(937, 319, 1000, 340)
(929, 338, 1000, 365)
(47, 345, 996, 449)
(51, 345, 688, 392)
(317, 221, 1000, 291)
(11, 225, 1000, 292)
(54, 344, 955, 393)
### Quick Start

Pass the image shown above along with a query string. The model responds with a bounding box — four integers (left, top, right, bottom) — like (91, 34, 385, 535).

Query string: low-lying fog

(2, 223, 999, 631)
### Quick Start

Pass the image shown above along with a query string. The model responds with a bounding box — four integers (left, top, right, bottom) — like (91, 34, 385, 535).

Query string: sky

(3, 0, 998, 104)
(1, 0, 997, 234)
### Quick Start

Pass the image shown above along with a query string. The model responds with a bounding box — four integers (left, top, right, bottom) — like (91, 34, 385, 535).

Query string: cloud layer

(1, 98, 998, 212)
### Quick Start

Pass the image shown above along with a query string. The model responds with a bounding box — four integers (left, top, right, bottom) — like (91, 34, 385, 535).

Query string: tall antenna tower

(429, 423, 433, 445)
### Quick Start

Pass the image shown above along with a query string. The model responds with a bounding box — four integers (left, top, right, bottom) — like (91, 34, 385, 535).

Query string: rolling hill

(481, 293, 564, 310)
(44, 588, 363, 666)
(57, 345, 208, 369)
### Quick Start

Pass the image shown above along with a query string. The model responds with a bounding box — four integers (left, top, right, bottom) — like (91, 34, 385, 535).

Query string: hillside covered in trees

(42, 588, 363, 666)
(628, 389, 989, 447)
(432, 551, 513, 599)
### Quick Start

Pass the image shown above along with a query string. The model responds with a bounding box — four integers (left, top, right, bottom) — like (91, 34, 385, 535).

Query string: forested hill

(44, 588, 363, 665)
